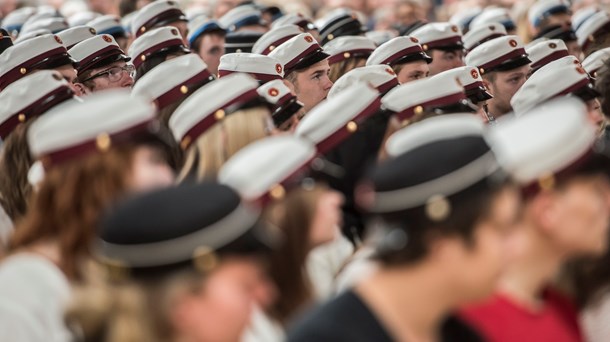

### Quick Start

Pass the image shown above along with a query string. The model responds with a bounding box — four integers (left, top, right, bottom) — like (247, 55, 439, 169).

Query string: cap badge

(451, 25, 459, 33)
(180, 85, 188, 94)
(327, 33, 334, 41)
(538, 173, 555, 191)
(89, 28, 97, 35)
(343, 52, 351, 59)
(346, 121, 358, 132)
(275, 63, 282, 74)
(140, 26, 147, 33)
(19, 67, 27, 75)
(18, 114, 26, 122)
(54, 35, 63, 44)
(193, 246, 218, 273)
(304, 35, 314, 43)
(268, 87, 279, 97)
(508, 39, 518, 47)
(471, 69, 479, 79)
(171, 28, 179, 36)
(479, 67, 485, 74)
(180, 135, 192, 149)
(270, 184, 286, 199)
(549, 42, 557, 49)
(425, 195, 451, 222)
(414, 105, 424, 115)
(269, 45, 276, 51)
(215, 109, 226, 120)
(422, 44, 428, 51)
(102, 35, 113, 43)
(140, 55, 146, 61)
(589, 35, 595, 42)
(96, 133, 112, 151)
(410, 37, 418, 43)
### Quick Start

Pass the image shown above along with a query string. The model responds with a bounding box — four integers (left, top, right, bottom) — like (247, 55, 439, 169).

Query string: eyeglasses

(80, 64, 135, 83)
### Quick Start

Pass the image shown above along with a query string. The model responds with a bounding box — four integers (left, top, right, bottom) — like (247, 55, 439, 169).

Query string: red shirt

(459, 288, 583, 342)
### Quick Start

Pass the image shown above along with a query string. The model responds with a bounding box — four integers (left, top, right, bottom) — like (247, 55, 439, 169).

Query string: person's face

(53, 64, 86, 97)
(128, 145, 174, 192)
(175, 258, 267, 342)
(395, 60, 429, 83)
(542, 174, 610, 257)
(289, 59, 333, 113)
(565, 40, 582, 60)
(485, 64, 531, 116)
(308, 189, 344, 247)
(197, 33, 225, 76)
(586, 98, 605, 131)
(85, 60, 134, 91)
(428, 49, 464, 76)
(115, 36, 129, 52)
(444, 186, 522, 303)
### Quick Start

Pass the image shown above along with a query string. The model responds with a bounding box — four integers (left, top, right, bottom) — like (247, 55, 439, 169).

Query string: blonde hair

(178, 106, 271, 182)
(329, 57, 367, 83)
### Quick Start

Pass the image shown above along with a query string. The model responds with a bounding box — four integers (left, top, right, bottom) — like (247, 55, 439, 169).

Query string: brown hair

(0, 122, 34, 222)
(178, 106, 271, 182)
(267, 184, 326, 324)
(329, 57, 367, 83)
(9, 146, 137, 280)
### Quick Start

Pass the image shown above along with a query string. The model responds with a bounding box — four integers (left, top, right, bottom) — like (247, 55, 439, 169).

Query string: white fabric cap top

(0, 70, 72, 139)
(218, 53, 284, 82)
(576, 11, 610, 49)
(67, 11, 100, 27)
(128, 26, 188, 68)
(169, 73, 261, 148)
(328, 64, 399, 99)
(272, 13, 316, 31)
(295, 83, 380, 153)
(366, 36, 429, 67)
(528, 0, 570, 28)
(573, 7, 599, 31)
(88, 15, 126, 36)
(323, 36, 376, 65)
(381, 75, 465, 121)
(218, 4, 263, 32)
(582, 47, 610, 76)
(526, 38, 569, 70)
(511, 62, 594, 114)
(268, 32, 328, 75)
(69, 34, 128, 74)
(252, 25, 303, 55)
(365, 30, 398, 46)
(410, 22, 463, 51)
(488, 98, 595, 185)
(12, 29, 51, 44)
(132, 54, 214, 109)
(257, 79, 302, 127)
(219, 135, 316, 201)
(470, 7, 514, 29)
(28, 89, 156, 168)
(465, 35, 529, 74)
(20, 17, 68, 36)
(431, 65, 490, 102)
(131, 0, 186, 37)
(385, 113, 485, 158)
(463, 22, 507, 51)
(1, 7, 36, 34)
(0, 34, 71, 90)
(57, 26, 97, 49)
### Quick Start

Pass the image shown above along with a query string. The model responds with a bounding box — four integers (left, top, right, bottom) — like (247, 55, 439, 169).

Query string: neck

(486, 100, 509, 119)
(356, 263, 457, 342)
(498, 221, 565, 309)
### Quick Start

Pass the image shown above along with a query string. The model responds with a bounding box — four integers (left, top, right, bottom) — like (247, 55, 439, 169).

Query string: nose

(122, 73, 134, 88)
(323, 76, 333, 91)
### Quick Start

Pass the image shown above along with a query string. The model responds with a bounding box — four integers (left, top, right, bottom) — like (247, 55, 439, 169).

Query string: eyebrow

(310, 70, 325, 77)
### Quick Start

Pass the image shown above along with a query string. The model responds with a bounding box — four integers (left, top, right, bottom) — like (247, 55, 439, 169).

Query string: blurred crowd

(2, 0, 610, 341)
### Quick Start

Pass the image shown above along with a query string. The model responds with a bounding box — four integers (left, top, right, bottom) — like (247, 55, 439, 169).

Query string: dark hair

(190, 31, 226, 55)
(135, 50, 189, 83)
(375, 179, 509, 266)
(0, 122, 34, 222)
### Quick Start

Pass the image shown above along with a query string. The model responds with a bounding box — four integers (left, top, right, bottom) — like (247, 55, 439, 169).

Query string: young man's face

(84, 60, 134, 91)
(287, 59, 333, 113)
(197, 32, 225, 75)
(395, 60, 429, 84)
(445, 186, 523, 303)
(428, 49, 464, 76)
(540, 174, 610, 257)
(484, 64, 531, 117)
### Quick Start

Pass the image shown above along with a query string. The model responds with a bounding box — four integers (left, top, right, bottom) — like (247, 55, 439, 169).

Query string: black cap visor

(466, 86, 493, 103)
(492, 55, 531, 72)
(392, 51, 433, 66)
(291, 49, 330, 73)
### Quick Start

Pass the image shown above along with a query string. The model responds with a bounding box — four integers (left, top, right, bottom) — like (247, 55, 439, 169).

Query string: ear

(481, 78, 494, 96)
(283, 78, 297, 95)
(528, 192, 558, 235)
(72, 82, 90, 96)
(427, 231, 466, 266)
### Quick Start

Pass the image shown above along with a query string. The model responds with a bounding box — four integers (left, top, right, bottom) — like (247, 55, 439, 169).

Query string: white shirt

(0, 253, 72, 342)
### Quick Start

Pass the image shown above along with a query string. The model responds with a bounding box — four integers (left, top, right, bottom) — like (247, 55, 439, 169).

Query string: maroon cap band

(315, 97, 382, 154)
(78, 45, 124, 73)
(257, 155, 315, 206)
(274, 93, 295, 109)
(380, 45, 425, 65)
(0, 46, 68, 90)
(478, 48, 527, 72)
(422, 36, 463, 49)
(531, 50, 569, 69)
(395, 92, 466, 121)
(180, 88, 260, 149)
(556, 77, 592, 97)
(154, 69, 214, 109)
(376, 78, 400, 95)
(463, 80, 485, 92)
(262, 35, 298, 55)
(133, 38, 185, 68)
(284, 43, 323, 74)
(327, 48, 374, 65)
(217, 69, 283, 83)
(40, 120, 154, 170)
(136, 9, 187, 38)
(467, 33, 505, 51)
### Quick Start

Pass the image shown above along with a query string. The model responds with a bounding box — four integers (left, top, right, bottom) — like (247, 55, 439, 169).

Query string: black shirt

(287, 290, 484, 342)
